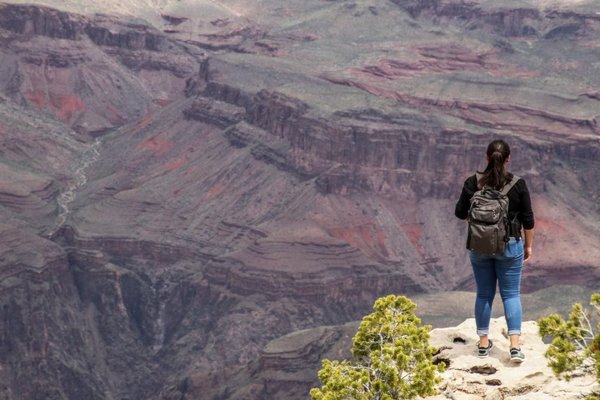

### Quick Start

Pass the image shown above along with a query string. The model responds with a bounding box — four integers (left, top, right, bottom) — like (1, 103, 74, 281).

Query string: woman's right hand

(524, 246, 533, 262)
(523, 228, 534, 263)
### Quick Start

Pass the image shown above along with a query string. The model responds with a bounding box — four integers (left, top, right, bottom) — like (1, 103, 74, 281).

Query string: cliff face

(0, 1, 600, 399)
(391, 0, 600, 39)
(0, 4, 205, 137)
(0, 4, 81, 39)
(197, 83, 600, 198)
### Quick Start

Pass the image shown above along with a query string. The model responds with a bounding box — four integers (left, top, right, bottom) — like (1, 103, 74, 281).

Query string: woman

(455, 139, 535, 363)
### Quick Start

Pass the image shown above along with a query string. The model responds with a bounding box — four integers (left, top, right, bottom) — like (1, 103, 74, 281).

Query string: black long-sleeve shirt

(454, 174, 535, 230)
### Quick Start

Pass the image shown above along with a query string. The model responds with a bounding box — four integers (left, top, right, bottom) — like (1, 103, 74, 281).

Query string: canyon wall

(0, 1, 599, 399)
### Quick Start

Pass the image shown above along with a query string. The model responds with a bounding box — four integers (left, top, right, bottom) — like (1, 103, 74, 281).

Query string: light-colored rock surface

(429, 317, 598, 400)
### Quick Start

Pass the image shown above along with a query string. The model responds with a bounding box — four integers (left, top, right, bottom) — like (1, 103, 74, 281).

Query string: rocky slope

(0, 0, 599, 399)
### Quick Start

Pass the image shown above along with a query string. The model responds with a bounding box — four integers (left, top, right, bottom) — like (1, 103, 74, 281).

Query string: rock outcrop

(430, 318, 598, 400)
(220, 317, 599, 400)
(211, 289, 600, 399)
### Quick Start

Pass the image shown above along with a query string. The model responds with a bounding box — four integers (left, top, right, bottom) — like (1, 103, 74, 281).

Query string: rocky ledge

(430, 318, 598, 400)
(228, 317, 598, 400)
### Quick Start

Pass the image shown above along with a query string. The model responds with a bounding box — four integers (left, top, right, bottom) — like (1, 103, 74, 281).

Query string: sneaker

(476, 339, 493, 358)
(510, 347, 525, 363)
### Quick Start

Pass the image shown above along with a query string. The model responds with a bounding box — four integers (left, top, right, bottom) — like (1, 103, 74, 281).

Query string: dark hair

(477, 139, 514, 190)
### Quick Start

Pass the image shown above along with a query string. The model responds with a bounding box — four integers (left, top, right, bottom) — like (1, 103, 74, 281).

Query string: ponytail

(477, 140, 513, 190)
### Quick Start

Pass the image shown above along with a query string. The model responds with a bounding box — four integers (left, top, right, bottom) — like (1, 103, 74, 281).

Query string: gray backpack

(466, 173, 519, 255)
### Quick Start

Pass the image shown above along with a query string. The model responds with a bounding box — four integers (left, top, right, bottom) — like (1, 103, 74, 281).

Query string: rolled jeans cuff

(508, 329, 521, 336)
(477, 329, 489, 336)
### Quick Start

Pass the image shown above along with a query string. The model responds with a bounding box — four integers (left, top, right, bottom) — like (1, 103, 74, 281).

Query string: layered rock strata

(0, 1, 599, 399)
(0, 3, 207, 136)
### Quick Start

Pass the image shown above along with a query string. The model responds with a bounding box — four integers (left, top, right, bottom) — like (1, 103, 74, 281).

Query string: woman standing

(455, 139, 535, 363)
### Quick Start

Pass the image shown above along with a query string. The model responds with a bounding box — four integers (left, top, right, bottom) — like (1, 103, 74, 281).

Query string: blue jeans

(469, 238, 524, 336)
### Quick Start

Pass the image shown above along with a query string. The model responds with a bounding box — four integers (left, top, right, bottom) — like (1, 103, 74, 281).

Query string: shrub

(538, 293, 600, 399)
(310, 295, 444, 400)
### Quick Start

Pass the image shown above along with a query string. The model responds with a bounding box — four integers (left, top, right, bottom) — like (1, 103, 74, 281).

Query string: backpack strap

(500, 175, 520, 195)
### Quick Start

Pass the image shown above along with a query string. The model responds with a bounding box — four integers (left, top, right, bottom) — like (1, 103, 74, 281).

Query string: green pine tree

(538, 293, 600, 400)
(310, 295, 444, 400)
